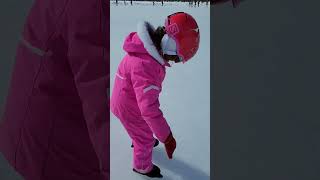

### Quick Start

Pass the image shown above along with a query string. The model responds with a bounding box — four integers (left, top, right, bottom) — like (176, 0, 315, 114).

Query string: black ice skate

(133, 164, 163, 178)
(131, 139, 159, 148)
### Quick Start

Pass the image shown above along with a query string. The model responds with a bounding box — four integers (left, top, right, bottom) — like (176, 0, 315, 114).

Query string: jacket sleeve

(64, 0, 109, 176)
(131, 62, 171, 143)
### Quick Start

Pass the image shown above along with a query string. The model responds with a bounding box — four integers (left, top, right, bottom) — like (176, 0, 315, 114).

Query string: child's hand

(164, 132, 176, 159)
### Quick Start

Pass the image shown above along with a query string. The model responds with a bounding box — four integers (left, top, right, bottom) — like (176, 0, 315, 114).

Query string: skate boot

(133, 164, 163, 178)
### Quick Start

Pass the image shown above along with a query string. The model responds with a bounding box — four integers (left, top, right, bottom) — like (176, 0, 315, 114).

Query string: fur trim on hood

(137, 21, 166, 66)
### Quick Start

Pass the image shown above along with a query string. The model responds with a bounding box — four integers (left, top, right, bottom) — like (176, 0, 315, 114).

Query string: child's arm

(131, 63, 171, 143)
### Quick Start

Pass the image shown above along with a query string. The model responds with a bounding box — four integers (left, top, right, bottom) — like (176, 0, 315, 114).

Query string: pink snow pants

(112, 104, 156, 173)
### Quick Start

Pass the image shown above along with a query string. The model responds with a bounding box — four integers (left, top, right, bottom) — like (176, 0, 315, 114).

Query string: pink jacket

(111, 22, 171, 143)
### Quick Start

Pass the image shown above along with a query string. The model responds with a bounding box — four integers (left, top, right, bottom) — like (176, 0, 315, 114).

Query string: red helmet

(164, 12, 200, 63)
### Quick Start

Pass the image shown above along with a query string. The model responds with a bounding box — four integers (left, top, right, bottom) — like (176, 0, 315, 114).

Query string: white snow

(110, 2, 210, 180)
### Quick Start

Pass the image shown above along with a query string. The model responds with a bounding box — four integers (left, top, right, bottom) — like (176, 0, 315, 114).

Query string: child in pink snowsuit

(111, 12, 200, 178)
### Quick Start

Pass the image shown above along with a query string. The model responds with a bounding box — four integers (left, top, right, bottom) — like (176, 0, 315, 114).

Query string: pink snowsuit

(0, 0, 109, 179)
(110, 22, 171, 173)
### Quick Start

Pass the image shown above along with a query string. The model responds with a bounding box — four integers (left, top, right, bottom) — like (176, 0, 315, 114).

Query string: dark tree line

(113, 0, 209, 6)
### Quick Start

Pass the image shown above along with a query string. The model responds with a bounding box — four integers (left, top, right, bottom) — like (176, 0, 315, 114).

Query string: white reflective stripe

(20, 38, 52, 56)
(116, 73, 125, 80)
(143, 85, 160, 93)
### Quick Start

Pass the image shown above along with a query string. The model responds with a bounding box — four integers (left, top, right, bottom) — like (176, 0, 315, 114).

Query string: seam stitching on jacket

(13, 61, 44, 170)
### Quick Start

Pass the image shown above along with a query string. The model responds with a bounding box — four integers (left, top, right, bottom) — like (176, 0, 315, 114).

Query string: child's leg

(119, 116, 156, 173)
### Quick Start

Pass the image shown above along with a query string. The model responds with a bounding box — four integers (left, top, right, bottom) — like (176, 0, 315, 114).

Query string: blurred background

(214, 1, 320, 179)
(0, 0, 33, 179)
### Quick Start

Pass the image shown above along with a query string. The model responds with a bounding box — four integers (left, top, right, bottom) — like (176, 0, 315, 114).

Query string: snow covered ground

(110, 2, 210, 180)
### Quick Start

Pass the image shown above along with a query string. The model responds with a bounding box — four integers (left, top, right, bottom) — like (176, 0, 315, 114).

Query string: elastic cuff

(133, 164, 153, 174)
